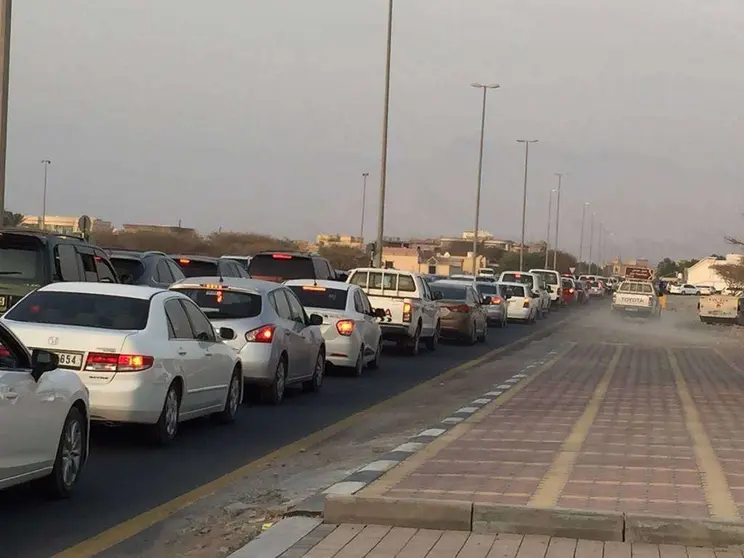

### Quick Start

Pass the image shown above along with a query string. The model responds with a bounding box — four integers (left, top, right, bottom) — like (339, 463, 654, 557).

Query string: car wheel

(151, 383, 181, 445)
(407, 324, 422, 356)
(215, 367, 241, 423)
(468, 321, 477, 345)
(303, 349, 325, 392)
(350, 347, 364, 377)
(479, 322, 487, 343)
(502, 315, 508, 328)
(44, 406, 86, 499)
(264, 357, 287, 404)
(425, 322, 440, 352)
(368, 339, 382, 370)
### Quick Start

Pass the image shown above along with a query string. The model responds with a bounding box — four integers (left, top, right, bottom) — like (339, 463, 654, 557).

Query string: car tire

(478, 322, 487, 343)
(368, 339, 382, 370)
(350, 348, 364, 377)
(215, 367, 242, 424)
(151, 382, 181, 445)
(44, 406, 86, 499)
(424, 322, 440, 352)
(468, 322, 477, 345)
(264, 356, 287, 404)
(303, 349, 325, 392)
(407, 324, 422, 356)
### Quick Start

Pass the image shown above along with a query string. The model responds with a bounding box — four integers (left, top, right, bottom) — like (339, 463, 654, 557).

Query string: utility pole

(0, 0, 11, 228)
(373, 0, 393, 267)
(41, 159, 51, 229)
(544, 189, 556, 268)
(552, 173, 565, 270)
(578, 202, 589, 273)
(470, 82, 499, 275)
(588, 211, 596, 274)
(517, 139, 538, 271)
(598, 223, 604, 274)
(359, 172, 369, 248)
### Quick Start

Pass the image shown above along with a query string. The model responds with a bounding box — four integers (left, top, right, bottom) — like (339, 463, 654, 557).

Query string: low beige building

(381, 247, 486, 275)
(23, 215, 108, 235)
(316, 233, 363, 248)
(686, 254, 743, 291)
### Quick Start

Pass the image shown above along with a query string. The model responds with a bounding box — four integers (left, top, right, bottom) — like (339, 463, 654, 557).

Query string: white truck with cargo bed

(346, 268, 441, 355)
(611, 280, 661, 318)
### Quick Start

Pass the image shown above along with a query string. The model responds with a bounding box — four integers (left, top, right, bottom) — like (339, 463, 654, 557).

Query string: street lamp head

(41, 159, 51, 164)
(471, 83, 500, 89)
(516, 139, 539, 143)
(362, 172, 369, 177)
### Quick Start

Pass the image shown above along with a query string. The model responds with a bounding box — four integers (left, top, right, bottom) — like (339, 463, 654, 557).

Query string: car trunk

(205, 316, 262, 351)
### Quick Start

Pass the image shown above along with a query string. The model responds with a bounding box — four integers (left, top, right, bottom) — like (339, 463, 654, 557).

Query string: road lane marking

(359, 342, 577, 497)
(668, 348, 740, 520)
(529, 345, 623, 508)
(53, 315, 574, 558)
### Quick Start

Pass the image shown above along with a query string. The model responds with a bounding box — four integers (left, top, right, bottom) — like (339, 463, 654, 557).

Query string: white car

(285, 280, 383, 375)
(669, 283, 699, 295)
(529, 269, 562, 307)
(2, 282, 243, 445)
(498, 282, 539, 323)
(498, 271, 550, 318)
(697, 285, 716, 296)
(0, 321, 90, 497)
(171, 277, 327, 404)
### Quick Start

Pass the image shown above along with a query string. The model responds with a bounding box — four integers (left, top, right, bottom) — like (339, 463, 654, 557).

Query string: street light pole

(544, 188, 556, 268)
(360, 172, 369, 248)
(578, 202, 589, 273)
(588, 211, 596, 273)
(470, 82, 500, 275)
(373, 0, 393, 267)
(552, 173, 565, 270)
(598, 223, 604, 274)
(41, 159, 51, 229)
(517, 139, 538, 271)
(0, 0, 11, 228)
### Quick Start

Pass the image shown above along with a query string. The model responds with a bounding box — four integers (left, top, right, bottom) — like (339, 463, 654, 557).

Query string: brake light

(492, 297, 503, 305)
(447, 304, 470, 313)
(272, 254, 292, 259)
(245, 325, 276, 343)
(178, 258, 190, 264)
(302, 285, 326, 292)
(569, 288, 575, 294)
(523, 300, 530, 308)
(85, 352, 154, 372)
(0, 344, 10, 357)
(336, 319, 354, 336)
(402, 302, 412, 323)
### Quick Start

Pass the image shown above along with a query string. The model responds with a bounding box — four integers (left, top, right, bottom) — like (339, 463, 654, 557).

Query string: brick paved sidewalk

(280, 524, 739, 557)
(357, 342, 744, 521)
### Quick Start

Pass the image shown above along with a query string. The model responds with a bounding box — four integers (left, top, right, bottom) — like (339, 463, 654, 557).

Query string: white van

(529, 269, 562, 307)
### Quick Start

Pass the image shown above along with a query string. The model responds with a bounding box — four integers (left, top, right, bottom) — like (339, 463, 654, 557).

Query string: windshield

(288, 286, 348, 310)
(501, 284, 526, 298)
(0, 235, 44, 282)
(248, 255, 314, 281)
(349, 271, 416, 292)
(174, 259, 219, 278)
(501, 273, 534, 287)
(176, 288, 262, 319)
(475, 284, 498, 296)
(532, 271, 558, 285)
(430, 283, 467, 300)
(5, 291, 150, 330)
(110, 257, 145, 282)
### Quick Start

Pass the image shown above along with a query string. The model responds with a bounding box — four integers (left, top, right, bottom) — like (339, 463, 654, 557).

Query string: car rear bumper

(87, 374, 168, 424)
(239, 344, 277, 384)
(324, 336, 362, 367)
(507, 307, 532, 320)
(612, 305, 653, 316)
(440, 314, 471, 336)
(380, 323, 413, 340)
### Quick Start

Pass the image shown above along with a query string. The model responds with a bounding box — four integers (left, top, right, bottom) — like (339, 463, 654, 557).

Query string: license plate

(53, 351, 84, 369)
(626, 308, 638, 312)
(0, 296, 6, 307)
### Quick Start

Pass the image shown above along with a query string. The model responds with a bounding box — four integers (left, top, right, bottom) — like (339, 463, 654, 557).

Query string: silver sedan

(170, 277, 326, 404)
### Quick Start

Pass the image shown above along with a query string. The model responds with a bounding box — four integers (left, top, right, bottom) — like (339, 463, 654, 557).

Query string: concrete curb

(226, 516, 322, 558)
(319, 494, 744, 548)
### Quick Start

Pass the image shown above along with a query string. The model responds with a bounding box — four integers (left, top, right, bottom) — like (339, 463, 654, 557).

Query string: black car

(247, 251, 337, 283)
(170, 254, 248, 279)
(0, 228, 118, 313)
(107, 250, 186, 287)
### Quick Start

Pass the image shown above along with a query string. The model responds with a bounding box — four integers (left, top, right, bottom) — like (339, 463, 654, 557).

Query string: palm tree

(3, 211, 25, 227)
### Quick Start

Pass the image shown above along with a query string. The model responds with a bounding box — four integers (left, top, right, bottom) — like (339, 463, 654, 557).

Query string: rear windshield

(562, 279, 573, 288)
(532, 271, 558, 285)
(5, 291, 150, 330)
(288, 286, 348, 310)
(501, 284, 526, 298)
(349, 271, 416, 292)
(174, 258, 218, 278)
(224, 257, 250, 270)
(475, 283, 499, 296)
(618, 282, 653, 294)
(430, 283, 467, 300)
(175, 288, 262, 319)
(110, 257, 145, 283)
(501, 273, 534, 287)
(248, 254, 314, 281)
(0, 235, 44, 282)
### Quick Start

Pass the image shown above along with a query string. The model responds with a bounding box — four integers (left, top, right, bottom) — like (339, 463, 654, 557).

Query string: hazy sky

(6, 0, 744, 261)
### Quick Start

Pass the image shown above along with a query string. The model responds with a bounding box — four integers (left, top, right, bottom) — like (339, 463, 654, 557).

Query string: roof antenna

(219, 266, 225, 284)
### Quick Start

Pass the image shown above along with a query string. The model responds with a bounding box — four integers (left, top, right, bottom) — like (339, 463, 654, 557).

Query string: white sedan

(498, 281, 539, 324)
(0, 320, 89, 497)
(285, 280, 384, 376)
(2, 282, 243, 445)
(669, 283, 700, 295)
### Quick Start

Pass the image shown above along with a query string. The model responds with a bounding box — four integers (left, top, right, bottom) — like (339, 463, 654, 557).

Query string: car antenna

(219, 266, 225, 284)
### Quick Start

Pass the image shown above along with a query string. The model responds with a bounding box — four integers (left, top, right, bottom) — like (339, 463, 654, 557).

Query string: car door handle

(204, 352, 213, 358)
(177, 350, 187, 356)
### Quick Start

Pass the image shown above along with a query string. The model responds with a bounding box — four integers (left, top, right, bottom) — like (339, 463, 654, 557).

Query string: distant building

(121, 223, 197, 235)
(22, 215, 108, 235)
(686, 254, 743, 290)
(316, 233, 363, 248)
(381, 246, 487, 275)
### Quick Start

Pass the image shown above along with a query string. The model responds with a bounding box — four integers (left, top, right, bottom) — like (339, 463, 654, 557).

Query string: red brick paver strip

(425, 530, 469, 558)
(544, 537, 576, 558)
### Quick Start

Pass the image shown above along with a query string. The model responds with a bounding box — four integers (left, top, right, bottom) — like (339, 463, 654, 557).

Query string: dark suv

(169, 254, 248, 279)
(247, 251, 337, 283)
(107, 249, 186, 287)
(0, 229, 118, 313)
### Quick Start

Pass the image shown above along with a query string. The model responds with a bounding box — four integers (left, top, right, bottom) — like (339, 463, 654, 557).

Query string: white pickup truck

(611, 280, 661, 318)
(699, 294, 744, 325)
(347, 268, 441, 355)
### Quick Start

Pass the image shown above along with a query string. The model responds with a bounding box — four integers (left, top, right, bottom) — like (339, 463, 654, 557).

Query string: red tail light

(523, 300, 530, 308)
(336, 319, 354, 336)
(245, 324, 276, 343)
(491, 297, 503, 305)
(0, 344, 10, 357)
(85, 352, 154, 372)
(569, 288, 575, 294)
(447, 304, 470, 313)
(272, 254, 292, 259)
(402, 302, 412, 323)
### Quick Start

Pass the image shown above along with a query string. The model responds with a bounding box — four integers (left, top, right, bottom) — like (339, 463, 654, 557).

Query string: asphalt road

(0, 309, 572, 558)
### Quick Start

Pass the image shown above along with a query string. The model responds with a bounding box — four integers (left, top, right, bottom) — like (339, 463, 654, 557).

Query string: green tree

(656, 258, 678, 277)
(2, 210, 24, 227)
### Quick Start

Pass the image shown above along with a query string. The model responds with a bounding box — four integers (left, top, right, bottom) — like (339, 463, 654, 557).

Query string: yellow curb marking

(529, 345, 624, 508)
(668, 348, 740, 520)
(359, 342, 578, 498)
(52, 317, 575, 558)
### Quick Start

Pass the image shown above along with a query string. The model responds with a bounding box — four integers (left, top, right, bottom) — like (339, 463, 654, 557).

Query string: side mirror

(482, 296, 492, 305)
(373, 308, 387, 319)
(504, 293, 512, 300)
(433, 291, 443, 300)
(31, 349, 58, 381)
(219, 327, 236, 341)
(546, 286, 553, 293)
(309, 313, 323, 326)
(532, 292, 541, 299)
